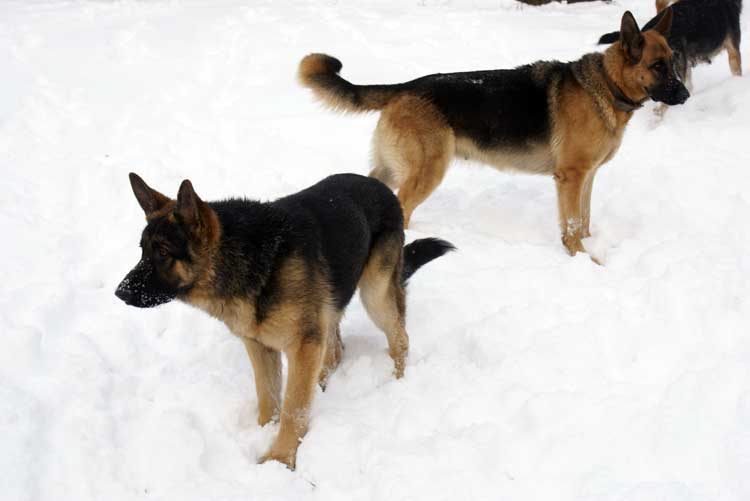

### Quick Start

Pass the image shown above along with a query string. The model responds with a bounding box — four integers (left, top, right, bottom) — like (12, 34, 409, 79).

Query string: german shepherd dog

(599, 0, 743, 95)
(115, 173, 454, 469)
(298, 10, 689, 259)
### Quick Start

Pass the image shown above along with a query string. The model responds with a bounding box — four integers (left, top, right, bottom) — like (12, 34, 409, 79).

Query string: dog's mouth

(115, 280, 177, 308)
(646, 83, 690, 106)
(115, 261, 181, 308)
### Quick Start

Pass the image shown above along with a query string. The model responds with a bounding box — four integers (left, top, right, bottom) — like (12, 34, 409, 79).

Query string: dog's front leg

(581, 168, 599, 239)
(554, 166, 587, 256)
(259, 334, 324, 470)
(242, 338, 282, 426)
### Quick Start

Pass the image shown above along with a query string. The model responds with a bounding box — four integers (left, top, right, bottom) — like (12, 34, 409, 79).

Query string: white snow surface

(2, 1, 750, 500)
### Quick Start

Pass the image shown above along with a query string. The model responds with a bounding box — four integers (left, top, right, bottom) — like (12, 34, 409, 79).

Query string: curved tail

(598, 30, 620, 45)
(298, 53, 404, 113)
(402, 238, 455, 284)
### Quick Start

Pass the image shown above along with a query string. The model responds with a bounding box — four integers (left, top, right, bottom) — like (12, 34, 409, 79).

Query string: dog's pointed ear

(620, 11, 644, 64)
(129, 172, 170, 216)
(175, 179, 203, 226)
(652, 7, 673, 37)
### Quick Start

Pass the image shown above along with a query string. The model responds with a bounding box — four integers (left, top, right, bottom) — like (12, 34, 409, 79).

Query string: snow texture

(1, 1, 749, 500)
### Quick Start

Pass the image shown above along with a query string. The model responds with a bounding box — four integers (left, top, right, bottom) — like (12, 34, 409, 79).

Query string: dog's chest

(186, 294, 297, 352)
(597, 125, 627, 167)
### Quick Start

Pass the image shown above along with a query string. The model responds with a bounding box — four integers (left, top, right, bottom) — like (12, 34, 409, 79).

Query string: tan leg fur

(242, 338, 282, 426)
(358, 233, 409, 378)
(726, 36, 743, 76)
(372, 95, 455, 228)
(318, 323, 343, 390)
(259, 331, 326, 469)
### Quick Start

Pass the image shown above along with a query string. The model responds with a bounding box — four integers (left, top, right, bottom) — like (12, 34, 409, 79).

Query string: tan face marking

(172, 259, 194, 287)
(621, 30, 674, 100)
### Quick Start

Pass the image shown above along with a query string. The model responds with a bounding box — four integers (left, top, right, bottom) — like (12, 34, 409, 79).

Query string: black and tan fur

(599, 0, 743, 104)
(115, 173, 454, 469)
(298, 10, 689, 260)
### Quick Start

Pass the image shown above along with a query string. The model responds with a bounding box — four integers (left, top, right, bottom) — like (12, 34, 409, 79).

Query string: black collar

(602, 66, 646, 113)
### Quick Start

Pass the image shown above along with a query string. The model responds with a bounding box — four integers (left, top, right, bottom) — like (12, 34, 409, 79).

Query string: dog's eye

(159, 247, 169, 257)
(650, 61, 665, 71)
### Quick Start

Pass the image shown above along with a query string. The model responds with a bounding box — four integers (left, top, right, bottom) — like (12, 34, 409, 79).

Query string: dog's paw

(562, 236, 585, 257)
(257, 404, 280, 427)
(258, 449, 297, 470)
(257, 412, 279, 427)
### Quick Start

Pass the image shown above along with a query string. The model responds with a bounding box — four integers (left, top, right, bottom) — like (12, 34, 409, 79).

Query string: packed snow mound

(1, 1, 749, 500)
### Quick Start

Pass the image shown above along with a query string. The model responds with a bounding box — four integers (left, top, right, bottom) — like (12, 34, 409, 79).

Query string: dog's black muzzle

(115, 259, 177, 308)
(648, 77, 690, 105)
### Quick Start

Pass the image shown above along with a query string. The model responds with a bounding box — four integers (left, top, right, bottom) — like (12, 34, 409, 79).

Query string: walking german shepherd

(298, 10, 689, 260)
(115, 173, 454, 469)
(599, 0, 743, 96)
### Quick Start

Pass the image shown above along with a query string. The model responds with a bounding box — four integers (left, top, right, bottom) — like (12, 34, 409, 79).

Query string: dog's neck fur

(207, 200, 289, 300)
(176, 200, 287, 310)
(601, 68, 644, 113)
(181, 200, 291, 335)
(602, 46, 650, 106)
(570, 50, 647, 132)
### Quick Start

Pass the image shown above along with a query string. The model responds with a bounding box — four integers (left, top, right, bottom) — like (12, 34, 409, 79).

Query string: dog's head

(618, 8, 689, 105)
(115, 173, 216, 308)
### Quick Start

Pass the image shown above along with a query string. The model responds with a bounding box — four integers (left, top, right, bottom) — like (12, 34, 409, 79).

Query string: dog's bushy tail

(598, 31, 620, 45)
(298, 53, 404, 113)
(402, 238, 455, 284)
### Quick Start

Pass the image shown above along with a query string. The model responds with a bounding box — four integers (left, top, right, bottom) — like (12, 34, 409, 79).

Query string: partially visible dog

(599, 0, 743, 95)
(655, 0, 673, 12)
(298, 11, 688, 259)
(115, 173, 454, 469)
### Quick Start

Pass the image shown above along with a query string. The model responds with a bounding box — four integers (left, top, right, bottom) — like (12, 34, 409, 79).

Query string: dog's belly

(455, 137, 555, 175)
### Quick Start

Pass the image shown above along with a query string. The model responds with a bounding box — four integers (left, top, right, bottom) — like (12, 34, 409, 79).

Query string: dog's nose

(115, 284, 133, 304)
(677, 87, 690, 104)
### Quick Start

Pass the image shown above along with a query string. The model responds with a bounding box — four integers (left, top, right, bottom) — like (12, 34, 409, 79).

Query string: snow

(1, 0, 749, 500)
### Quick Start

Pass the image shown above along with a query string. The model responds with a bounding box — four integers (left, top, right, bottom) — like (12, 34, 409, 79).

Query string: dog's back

(404, 63, 567, 149)
(599, 0, 741, 51)
(272, 174, 404, 308)
(648, 0, 741, 61)
(598, 0, 742, 80)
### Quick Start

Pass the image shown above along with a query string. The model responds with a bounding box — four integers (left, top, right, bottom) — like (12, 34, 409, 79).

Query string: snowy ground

(2, 0, 749, 500)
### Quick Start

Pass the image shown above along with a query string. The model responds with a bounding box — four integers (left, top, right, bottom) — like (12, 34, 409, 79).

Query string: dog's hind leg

(369, 147, 399, 190)
(318, 321, 343, 390)
(359, 231, 409, 378)
(242, 338, 282, 426)
(374, 95, 455, 228)
(726, 31, 743, 76)
(397, 151, 451, 229)
(369, 164, 398, 189)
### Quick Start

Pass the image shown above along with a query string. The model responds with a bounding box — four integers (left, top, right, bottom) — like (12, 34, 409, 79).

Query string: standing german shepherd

(599, 0, 743, 93)
(298, 10, 689, 259)
(115, 173, 454, 469)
